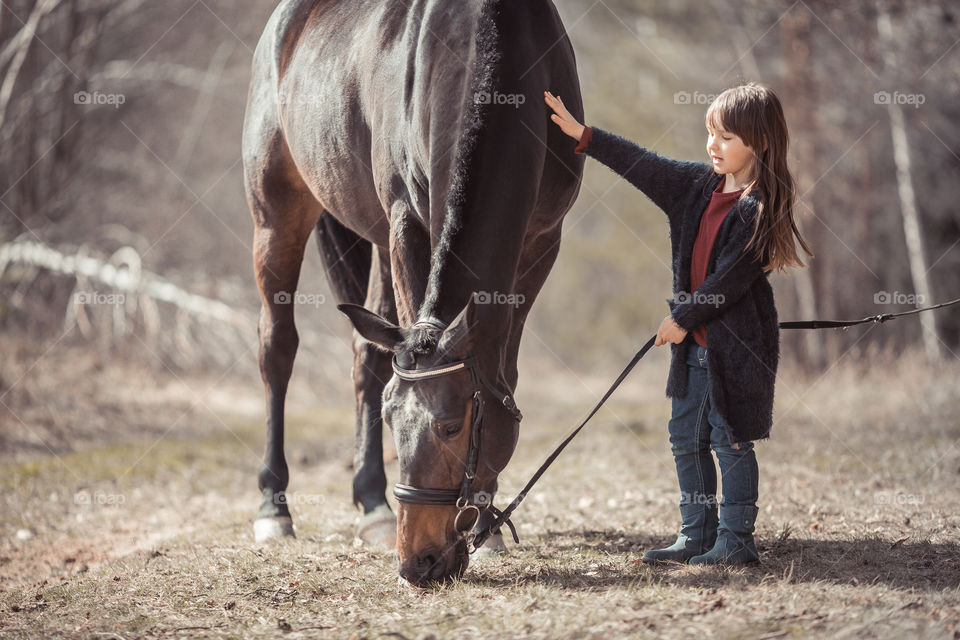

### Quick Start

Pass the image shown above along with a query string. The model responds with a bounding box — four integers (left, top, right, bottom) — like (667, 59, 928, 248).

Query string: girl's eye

(722, 136, 731, 141)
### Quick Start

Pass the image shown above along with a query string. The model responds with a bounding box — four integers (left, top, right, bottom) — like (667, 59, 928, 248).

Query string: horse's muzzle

(398, 541, 468, 586)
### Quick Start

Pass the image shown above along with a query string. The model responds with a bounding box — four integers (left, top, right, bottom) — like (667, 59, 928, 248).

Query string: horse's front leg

(352, 202, 433, 547)
(251, 221, 314, 542)
(352, 245, 399, 548)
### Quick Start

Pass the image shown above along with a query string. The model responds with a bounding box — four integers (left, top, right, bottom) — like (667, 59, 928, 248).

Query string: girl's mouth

(711, 156, 723, 163)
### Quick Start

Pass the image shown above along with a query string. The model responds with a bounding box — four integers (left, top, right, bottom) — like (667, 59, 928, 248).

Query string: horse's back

(244, 0, 583, 249)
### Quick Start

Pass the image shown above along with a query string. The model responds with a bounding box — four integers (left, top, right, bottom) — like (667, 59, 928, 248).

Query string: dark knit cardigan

(577, 126, 780, 442)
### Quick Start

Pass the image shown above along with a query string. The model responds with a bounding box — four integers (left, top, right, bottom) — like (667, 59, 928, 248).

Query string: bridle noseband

(390, 322, 522, 552)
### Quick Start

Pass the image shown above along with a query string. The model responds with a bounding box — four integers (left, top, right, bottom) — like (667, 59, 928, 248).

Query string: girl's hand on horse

(655, 314, 688, 346)
(543, 91, 584, 140)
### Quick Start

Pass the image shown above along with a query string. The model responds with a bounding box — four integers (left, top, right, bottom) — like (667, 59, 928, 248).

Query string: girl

(544, 83, 813, 565)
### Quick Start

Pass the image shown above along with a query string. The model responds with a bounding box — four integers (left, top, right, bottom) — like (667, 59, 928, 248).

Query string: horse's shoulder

(259, 0, 322, 79)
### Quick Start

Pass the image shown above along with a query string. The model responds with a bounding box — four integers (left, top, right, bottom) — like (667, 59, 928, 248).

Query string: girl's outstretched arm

(544, 91, 710, 223)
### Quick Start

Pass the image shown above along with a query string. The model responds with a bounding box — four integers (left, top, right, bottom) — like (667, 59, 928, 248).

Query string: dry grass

(1, 338, 959, 639)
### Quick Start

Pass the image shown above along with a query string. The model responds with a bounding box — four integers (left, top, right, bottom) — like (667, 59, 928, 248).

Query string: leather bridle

(390, 322, 522, 552)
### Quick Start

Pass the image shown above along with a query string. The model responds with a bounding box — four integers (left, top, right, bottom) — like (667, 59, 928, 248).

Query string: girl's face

(705, 124, 756, 182)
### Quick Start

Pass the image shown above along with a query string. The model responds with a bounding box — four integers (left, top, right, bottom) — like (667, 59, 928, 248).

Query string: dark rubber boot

(689, 505, 760, 565)
(642, 503, 718, 564)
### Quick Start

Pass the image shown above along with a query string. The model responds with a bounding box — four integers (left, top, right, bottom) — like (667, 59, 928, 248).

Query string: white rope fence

(0, 239, 247, 326)
(0, 237, 345, 377)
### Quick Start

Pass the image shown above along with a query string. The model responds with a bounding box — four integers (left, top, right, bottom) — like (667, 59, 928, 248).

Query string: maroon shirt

(689, 178, 743, 347)
(574, 125, 593, 153)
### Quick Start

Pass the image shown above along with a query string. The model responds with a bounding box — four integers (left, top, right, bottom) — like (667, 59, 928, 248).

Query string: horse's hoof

(253, 516, 296, 542)
(472, 531, 507, 559)
(357, 504, 397, 550)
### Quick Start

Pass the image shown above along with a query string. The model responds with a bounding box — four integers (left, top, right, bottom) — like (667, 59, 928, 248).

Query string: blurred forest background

(0, 0, 958, 452)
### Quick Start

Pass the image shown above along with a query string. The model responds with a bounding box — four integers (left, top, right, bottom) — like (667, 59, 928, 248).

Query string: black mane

(419, 0, 502, 320)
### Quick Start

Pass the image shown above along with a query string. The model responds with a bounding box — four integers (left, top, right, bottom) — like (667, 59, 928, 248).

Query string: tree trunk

(781, 8, 825, 372)
(876, 7, 940, 363)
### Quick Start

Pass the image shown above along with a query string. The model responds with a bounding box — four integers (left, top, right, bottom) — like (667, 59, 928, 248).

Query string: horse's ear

(437, 295, 479, 358)
(337, 303, 406, 352)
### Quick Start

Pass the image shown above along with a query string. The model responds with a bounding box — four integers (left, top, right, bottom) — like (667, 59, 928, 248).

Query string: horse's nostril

(416, 548, 445, 579)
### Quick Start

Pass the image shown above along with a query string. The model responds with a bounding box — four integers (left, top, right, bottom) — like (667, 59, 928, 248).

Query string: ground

(1, 333, 959, 639)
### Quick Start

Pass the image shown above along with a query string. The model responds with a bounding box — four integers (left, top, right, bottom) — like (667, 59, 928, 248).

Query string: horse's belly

(305, 160, 391, 247)
(280, 95, 392, 247)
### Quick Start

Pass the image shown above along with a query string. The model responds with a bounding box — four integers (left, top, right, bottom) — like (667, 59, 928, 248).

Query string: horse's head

(338, 297, 520, 586)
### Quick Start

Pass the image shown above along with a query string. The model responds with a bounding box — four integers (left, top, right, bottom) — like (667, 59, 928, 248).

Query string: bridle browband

(390, 320, 522, 551)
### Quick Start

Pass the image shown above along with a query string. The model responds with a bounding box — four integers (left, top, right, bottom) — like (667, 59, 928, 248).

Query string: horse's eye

(439, 420, 464, 437)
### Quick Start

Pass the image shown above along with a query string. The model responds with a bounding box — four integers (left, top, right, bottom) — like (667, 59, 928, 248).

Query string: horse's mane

(418, 0, 502, 323)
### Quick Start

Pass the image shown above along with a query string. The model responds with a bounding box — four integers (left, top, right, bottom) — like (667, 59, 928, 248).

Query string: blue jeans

(668, 344, 759, 508)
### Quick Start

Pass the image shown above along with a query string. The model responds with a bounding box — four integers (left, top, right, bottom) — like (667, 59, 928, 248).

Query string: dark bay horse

(242, 0, 584, 585)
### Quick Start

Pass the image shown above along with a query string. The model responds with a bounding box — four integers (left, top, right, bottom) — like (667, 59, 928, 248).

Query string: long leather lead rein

(778, 296, 960, 329)
(471, 334, 657, 550)
(470, 295, 960, 551)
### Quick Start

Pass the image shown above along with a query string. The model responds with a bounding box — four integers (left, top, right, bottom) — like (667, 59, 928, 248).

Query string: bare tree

(876, 5, 941, 363)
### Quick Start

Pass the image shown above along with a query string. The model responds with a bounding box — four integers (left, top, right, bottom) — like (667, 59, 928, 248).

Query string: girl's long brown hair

(706, 83, 814, 273)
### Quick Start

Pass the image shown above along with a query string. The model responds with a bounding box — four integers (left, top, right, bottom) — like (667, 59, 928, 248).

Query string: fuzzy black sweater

(576, 125, 779, 442)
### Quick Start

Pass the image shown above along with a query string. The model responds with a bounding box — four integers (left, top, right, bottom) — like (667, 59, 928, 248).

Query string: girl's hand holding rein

(655, 314, 688, 346)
